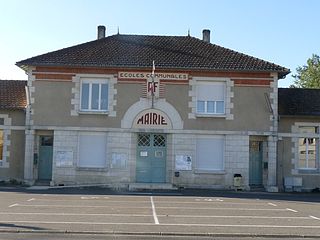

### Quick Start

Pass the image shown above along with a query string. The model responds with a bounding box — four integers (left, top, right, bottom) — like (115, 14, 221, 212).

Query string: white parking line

(150, 196, 159, 224)
(268, 203, 277, 207)
(27, 198, 35, 202)
(8, 203, 18, 208)
(286, 208, 298, 213)
(9, 204, 291, 211)
(0, 212, 152, 217)
(9, 204, 151, 209)
(310, 215, 320, 220)
(158, 215, 311, 220)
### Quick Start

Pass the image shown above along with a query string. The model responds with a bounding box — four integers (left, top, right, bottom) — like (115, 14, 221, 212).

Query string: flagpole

(151, 60, 155, 109)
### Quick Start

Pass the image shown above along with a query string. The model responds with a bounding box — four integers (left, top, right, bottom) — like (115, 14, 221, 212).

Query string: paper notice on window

(175, 155, 192, 171)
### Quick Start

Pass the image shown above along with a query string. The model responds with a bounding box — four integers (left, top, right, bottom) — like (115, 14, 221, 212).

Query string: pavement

(0, 186, 319, 238)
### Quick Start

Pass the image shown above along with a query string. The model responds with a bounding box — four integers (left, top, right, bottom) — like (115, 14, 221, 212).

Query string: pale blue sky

(0, 0, 319, 87)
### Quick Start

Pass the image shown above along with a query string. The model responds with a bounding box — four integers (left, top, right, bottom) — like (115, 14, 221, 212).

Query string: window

(196, 137, 224, 171)
(298, 126, 318, 169)
(79, 133, 107, 168)
(80, 79, 108, 112)
(0, 130, 3, 162)
(196, 82, 225, 114)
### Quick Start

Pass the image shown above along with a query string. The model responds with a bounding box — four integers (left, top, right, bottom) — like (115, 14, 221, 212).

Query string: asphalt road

(0, 187, 319, 239)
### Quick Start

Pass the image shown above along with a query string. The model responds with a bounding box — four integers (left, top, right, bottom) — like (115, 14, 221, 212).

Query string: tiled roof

(16, 34, 290, 78)
(279, 88, 320, 116)
(0, 80, 27, 110)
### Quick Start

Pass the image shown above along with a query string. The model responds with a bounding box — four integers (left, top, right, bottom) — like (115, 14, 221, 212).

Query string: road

(0, 187, 319, 239)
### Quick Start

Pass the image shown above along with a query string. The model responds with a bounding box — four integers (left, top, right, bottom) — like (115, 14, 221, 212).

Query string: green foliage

(292, 54, 320, 88)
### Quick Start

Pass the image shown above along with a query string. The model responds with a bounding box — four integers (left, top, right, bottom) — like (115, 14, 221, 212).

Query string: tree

(291, 54, 320, 88)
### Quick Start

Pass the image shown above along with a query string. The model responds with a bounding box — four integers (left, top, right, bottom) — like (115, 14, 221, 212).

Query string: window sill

(196, 113, 226, 118)
(78, 110, 109, 115)
(295, 169, 319, 175)
(76, 167, 107, 172)
(194, 169, 226, 174)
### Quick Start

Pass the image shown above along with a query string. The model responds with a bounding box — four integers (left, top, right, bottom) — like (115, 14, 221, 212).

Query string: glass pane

(207, 101, 214, 113)
(81, 83, 89, 110)
(299, 138, 307, 168)
(41, 136, 53, 146)
(216, 101, 225, 114)
(154, 135, 166, 147)
(197, 100, 205, 113)
(101, 84, 108, 111)
(91, 84, 99, 110)
(138, 134, 150, 147)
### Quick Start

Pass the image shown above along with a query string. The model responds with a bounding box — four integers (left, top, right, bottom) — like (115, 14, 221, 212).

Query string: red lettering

(161, 116, 167, 125)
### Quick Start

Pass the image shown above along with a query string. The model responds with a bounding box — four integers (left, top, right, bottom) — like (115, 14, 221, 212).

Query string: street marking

(27, 198, 35, 202)
(0, 212, 152, 217)
(268, 203, 277, 207)
(159, 215, 311, 220)
(81, 196, 99, 200)
(9, 204, 152, 208)
(310, 215, 320, 220)
(8, 203, 18, 208)
(10, 204, 291, 211)
(286, 208, 298, 213)
(150, 196, 159, 224)
(3, 220, 320, 229)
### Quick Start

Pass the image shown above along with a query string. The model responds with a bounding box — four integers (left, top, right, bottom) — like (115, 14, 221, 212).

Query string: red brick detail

(233, 79, 271, 86)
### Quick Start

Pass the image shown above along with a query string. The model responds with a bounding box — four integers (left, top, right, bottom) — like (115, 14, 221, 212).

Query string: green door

(249, 141, 263, 185)
(136, 133, 166, 183)
(38, 136, 53, 180)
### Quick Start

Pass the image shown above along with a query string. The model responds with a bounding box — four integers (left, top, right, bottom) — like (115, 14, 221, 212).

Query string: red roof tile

(0, 80, 27, 110)
(16, 34, 290, 78)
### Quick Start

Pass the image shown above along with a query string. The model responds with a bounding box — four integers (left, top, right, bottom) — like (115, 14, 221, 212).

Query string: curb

(0, 229, 320, 238)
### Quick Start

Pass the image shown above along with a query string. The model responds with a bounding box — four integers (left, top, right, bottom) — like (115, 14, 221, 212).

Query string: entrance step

(34, 180, 50, 186)
(129, 183, 177, 191)
(249, 185, 265, 192)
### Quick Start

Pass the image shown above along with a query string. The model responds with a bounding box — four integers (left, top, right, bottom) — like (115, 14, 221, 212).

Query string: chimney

(97, 25, 106, 39)
(202, 29, 210, 43)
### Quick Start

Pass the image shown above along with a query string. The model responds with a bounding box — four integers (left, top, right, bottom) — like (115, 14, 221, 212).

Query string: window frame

(80, 78, 109, 113)
(196, 81, 226, 116)
(298, 126, 318, 170)
(78, 132, 107, 169)
(195, 136, 225, 173)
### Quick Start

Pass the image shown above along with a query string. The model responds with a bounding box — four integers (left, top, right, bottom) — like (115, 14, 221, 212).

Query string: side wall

(0, 110, 25, 181)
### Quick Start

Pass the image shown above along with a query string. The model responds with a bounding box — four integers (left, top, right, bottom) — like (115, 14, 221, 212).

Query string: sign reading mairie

(133, 109, 172, 129)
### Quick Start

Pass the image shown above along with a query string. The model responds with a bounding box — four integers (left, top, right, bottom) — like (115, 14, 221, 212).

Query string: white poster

(175, 155, 192, 171)
(56, 150, 73, 167)
(111, 153, 127, 168)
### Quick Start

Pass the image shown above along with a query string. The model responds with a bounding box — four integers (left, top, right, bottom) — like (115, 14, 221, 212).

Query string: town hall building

(1, 26, 319, 192)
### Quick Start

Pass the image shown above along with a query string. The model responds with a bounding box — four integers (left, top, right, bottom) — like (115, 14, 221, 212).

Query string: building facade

(0, 80, 26, 182)
(13, 27, 292, 191)
(278, 88, 320, 192)
(4, 35, 319, 191)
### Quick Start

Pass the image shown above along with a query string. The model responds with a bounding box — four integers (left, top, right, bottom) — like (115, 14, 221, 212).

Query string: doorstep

(129, 183, 178, 191)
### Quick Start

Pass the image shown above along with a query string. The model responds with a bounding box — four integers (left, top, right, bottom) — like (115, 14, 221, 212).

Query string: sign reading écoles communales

(133, 109, 172, 129)
(118, 72, 188, 80)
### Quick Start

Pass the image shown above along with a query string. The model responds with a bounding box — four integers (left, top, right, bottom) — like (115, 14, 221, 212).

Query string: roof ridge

(16, 33, 290, 78)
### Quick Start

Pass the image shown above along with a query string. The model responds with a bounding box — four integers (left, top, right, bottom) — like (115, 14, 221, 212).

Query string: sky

(0, 0, 319, 87)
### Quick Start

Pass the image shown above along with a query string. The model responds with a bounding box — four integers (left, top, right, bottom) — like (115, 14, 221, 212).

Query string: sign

(175, 155, 192, 171)
(118, 71, 188, 81)
(55, 150, 73, 167)
(147, 77, 160, 98)
(133, 109, 172, 129)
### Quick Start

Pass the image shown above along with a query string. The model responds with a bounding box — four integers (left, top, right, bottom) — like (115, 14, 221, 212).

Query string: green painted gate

(249, 141, 263, 185)
(38, 136, 53, 180)
(136, 133, 166, 183)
